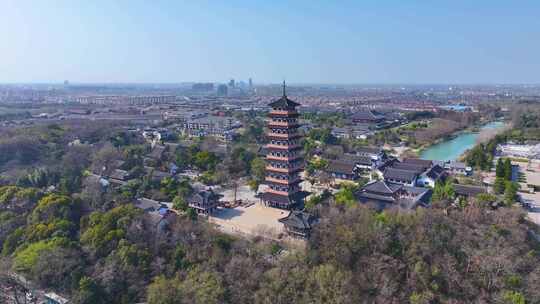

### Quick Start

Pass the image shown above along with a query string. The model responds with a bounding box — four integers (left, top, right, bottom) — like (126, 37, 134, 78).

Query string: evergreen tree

(504, 158, 513, 181)
(493, 177, 506, 194)
(432, 180, 455, 202)
(504, 181, 519, 205)
(495, 158, 505, 178)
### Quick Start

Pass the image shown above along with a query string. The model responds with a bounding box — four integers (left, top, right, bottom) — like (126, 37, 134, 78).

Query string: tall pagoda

(261, 82, 307, 209)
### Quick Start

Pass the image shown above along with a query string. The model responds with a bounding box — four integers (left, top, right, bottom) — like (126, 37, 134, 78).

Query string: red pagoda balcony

(265, 176, 302, 185)
(267, 132, 299, 139)
(270, 110, 298, 116)
(265, 165, 304, 173)
(266, 188, 294, 196)
(265, 143, 302, 150)
(267, 121, 299, 128)
(266, 154, 302, 162)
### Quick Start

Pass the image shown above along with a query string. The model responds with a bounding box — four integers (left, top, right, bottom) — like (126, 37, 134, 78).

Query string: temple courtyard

(208, 183, 287, 239)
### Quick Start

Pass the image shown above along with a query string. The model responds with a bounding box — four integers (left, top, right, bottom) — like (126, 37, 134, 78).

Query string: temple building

(279, 210, 318, 238)
(261, 82, 308, 209)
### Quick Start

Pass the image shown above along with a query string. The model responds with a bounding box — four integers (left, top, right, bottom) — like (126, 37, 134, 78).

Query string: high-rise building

(228, 79, 235, 88)
(248, 78, 253, 89)
(192, 83, 214, 92)
(261, 82, 307, 209)
(217, 84, 228, 96)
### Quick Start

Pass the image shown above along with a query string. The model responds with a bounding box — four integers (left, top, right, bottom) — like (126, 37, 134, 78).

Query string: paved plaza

(209, 203, 289, 238)
(211, 183, 288, 239)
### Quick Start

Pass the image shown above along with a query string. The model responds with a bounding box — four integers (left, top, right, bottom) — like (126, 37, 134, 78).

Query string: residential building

(182, 115, 241, 141)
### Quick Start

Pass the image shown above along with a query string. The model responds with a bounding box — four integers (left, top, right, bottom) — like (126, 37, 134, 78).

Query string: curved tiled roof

(278, 210, 316, 229)
(268, 95, 301, 108)
(384, 167, 418, 182)
(362, 180, 402, 194)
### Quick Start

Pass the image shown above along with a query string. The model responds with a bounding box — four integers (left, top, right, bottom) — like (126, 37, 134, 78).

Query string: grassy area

(510, 157, 530, 163)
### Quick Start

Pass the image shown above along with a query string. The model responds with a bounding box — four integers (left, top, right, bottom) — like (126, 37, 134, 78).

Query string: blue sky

(1, 0, 539, 84)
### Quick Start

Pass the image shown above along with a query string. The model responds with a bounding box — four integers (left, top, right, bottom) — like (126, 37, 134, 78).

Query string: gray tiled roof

(453, 184, 487, 197)
(446, 161, 467, 170)
(278, 210, 316, 229)
(261, 191, 309, 206)
(425, 164, 445, 179)
(109, 169, 129, 181)
(356, 146, 382, 155)
(342, 154, 373, 166)
(392, 162, 426, 173)
(327, 160, 356, 175)
(362, 180, 402, 194)
(351, 110, 385, 121)
(402, 158, 433, 168)
(384, 167, 418, 182)
(268, 96, 301, 108)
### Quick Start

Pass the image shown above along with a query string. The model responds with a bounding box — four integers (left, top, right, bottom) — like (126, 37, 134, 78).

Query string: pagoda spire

(282, 80, 287, 97)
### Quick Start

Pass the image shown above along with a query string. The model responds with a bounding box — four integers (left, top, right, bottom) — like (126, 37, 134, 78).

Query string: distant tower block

(261, 81, 308, 209)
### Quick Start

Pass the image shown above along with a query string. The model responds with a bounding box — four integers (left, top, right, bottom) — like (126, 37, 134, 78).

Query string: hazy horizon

(2, 0, 540, 84)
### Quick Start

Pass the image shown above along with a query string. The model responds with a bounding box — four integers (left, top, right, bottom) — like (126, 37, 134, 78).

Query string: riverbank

(419, 121, 506, 161)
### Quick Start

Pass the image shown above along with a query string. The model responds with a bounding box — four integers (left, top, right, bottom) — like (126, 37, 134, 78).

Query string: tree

(334, 186, 356, 208)
(305, 194, 323, 211)
(80, 205, 141, 257)
(73, 276, 105, 304)
(504, 158, 513, 181)
(250, 157, 266, 184)
(431, 180, 455, 202)
(475, 193, 497, 205)
(160, 177, 179, 199)
(180, 267, 225, 304)
(494, 177, 506, 194)
(496, 158, 505, 178)
(504, 182, 519, 205)
(172, 196, 188, 211)
(187, 208, 198, 221)
(32, 247, 82, 291)
(247, 179, 260, 192)
(502, 290, 526, 304)
(194, 151, 219, 171)
(30, 194, 78, 224)
(147, 276, 182, 304)
(13, 239, 62, 272)
(302, 264, 357, 303)
(91, 144, 120, 176)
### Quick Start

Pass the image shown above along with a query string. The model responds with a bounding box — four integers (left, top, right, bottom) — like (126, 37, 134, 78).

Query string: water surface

(419, 121, 504, 161)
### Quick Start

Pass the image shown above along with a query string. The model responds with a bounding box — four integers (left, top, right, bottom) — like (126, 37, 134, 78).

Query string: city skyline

(1, 0, 540, 84)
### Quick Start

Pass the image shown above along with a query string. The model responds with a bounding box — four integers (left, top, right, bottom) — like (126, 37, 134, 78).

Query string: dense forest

(0, 110, 539, 303)
(1, 184, 539, 303)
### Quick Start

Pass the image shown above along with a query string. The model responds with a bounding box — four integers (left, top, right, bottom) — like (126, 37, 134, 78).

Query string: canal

(419, 121, 505, 161)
